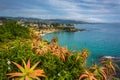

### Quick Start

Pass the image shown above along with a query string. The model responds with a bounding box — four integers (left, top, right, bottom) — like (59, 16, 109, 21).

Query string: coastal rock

(63, 27, 86, 32)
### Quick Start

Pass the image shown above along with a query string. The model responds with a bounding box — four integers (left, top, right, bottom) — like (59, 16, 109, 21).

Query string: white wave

(103, 56, 115, 59)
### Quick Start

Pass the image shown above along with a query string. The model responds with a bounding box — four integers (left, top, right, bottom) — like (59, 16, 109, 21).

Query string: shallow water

(43, 23, 120, 65)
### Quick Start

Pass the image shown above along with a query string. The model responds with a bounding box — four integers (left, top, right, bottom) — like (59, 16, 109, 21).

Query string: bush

(0, 20, 30, 43)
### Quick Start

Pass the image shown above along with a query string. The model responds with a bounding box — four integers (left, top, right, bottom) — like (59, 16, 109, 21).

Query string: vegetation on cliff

(0, 20, 120, 80)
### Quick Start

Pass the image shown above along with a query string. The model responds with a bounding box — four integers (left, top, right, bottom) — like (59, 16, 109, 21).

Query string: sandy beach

(35, 29, 63, 37)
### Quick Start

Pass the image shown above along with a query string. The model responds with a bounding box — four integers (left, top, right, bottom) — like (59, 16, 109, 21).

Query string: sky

(0, 0, 120, 23)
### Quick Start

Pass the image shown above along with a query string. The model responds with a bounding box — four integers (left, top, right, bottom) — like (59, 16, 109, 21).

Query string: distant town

(0, 17, 86, 36)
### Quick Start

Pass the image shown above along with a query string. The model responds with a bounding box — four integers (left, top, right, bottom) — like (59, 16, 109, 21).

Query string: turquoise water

(43, 23, 120, 65)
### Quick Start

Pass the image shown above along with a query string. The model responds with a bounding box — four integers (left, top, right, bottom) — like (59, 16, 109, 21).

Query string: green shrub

(0, 20, 30, 43)
(0, 39, 34, 79)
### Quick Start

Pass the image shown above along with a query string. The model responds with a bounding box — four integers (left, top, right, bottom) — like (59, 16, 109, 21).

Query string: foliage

(66, 24, 74, 27)
(0, 20, 120, 80)
(89, 64, 107, 80)
(0, 39, 34, 79)
(79, 70, 97, 80)
(7, 59, 46, 80)
(0, 20, 30, 43)
(100, 58, 120, 76)
(51, 36, 58, 43)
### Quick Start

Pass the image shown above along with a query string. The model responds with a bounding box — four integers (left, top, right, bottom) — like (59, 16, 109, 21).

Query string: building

(0, 20, 3, 25)
(29, 23, 39, 27)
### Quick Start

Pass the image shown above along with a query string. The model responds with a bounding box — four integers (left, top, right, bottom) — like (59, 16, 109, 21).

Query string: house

(41, 24, 47, 28)
(0, 20, 3, 25)
(29, 23, 39, 28)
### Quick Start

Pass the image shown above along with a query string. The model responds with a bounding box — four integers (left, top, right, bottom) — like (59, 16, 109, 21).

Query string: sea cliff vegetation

(0, 20, 120, 80)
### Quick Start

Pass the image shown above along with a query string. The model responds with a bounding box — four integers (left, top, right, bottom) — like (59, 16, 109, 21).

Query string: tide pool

(43, 23, 120, 65)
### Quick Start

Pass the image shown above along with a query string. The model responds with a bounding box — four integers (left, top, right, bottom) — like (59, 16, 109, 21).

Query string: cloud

(86, 17, 105, 22)
(0, 0, 120, 22)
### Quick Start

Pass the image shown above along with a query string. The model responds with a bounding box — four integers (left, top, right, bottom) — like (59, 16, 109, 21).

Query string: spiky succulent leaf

(27, 58, 30, 69)
(12, 62, 24, 72)
(7, 59, 46, 80)
(7, 72, 23, 78)
(30, 62, 40, 71)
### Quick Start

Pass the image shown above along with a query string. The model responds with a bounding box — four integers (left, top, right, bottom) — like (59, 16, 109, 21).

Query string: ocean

(43, 23, 120, 65)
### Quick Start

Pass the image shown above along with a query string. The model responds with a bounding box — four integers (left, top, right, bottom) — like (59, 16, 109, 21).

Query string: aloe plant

(7, 59, 46, 80)
(79, 70, 97, 80)
(89, 64, 107, 80)
(100, 58, 119, 76)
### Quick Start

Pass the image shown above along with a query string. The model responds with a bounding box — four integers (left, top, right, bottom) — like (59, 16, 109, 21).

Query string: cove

(43, 23, 120, 65)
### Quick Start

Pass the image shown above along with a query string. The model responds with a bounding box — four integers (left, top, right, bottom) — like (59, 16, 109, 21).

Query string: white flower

(58, 73, 61, 76)
(8, 67, 11, 70)
(7, 61, 11, 65)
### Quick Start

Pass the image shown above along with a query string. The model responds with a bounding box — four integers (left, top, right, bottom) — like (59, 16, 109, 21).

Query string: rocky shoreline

(35, 28, 86, 37)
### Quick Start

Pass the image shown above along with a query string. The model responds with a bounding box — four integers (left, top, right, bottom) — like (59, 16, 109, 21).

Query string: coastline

(33, 25, 86, 37)
(35, 29, 63, 37)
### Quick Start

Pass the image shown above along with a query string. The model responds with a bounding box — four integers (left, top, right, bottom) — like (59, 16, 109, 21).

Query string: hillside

(0, 20, 119, 80)
(2, 16, 89, 24)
